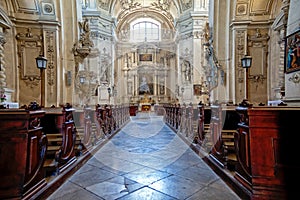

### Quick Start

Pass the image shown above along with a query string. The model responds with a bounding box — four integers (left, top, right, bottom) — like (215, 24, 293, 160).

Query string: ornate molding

(45, 31, 55, 90)
(90, 31, 111, 41)
(11, 0, 39, 14)
(236, 30, 246, 84)
(16, 28, 43, 88)
(249, 0, 272, 16)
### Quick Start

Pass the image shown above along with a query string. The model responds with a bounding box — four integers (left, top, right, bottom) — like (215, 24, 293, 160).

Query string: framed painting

(138, 74, 153, 95)
(139, 53, 152, 62)
(285, 30, 300, 73)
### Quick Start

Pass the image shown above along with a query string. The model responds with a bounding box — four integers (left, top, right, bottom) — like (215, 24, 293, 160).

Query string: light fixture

(241, 55, 252, 68)
(36, 54, 48, 107)
(107, 87, 111, 104)
(241, 55, 252, 100)
(207, 75, 212, 83)
(79, 76, 85, 84)
(36, 55, 48, 69)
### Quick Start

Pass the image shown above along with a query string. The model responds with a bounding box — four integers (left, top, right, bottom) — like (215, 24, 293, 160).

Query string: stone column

(0, 33, 6, 89)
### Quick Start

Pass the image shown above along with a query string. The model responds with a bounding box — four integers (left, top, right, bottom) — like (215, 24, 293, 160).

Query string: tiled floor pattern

(47, 112, 241, 200)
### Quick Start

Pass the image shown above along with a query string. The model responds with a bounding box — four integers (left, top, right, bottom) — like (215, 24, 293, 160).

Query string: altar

(140, 103, 151, 111)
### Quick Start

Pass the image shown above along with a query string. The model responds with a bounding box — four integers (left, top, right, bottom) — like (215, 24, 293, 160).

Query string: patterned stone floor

(47, 112, 241, 200)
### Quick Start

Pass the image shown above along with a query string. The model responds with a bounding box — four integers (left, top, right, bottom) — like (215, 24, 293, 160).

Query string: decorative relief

(41, 2, 55, 15)
(16, 28, 43, 88)
(45, 31, 55, 93)
(151, 0, 172, 12)
(248, 29, 269, 83)
(248, 29, 270, 44)
(98, 0, 109, 11)
(288, 72, 300, 84)
(236, 3, 247, 15)
(120, 0, 141, 11)
(181, 0, 193, 11)
(193, 31, 203, 39)
(236, 30, 246, 84)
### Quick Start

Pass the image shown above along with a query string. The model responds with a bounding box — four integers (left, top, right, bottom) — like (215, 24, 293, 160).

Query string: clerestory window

(130, 18, 160, 42)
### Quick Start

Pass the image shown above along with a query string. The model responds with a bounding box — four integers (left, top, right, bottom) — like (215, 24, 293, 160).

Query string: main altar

(139, 94, 152, 112)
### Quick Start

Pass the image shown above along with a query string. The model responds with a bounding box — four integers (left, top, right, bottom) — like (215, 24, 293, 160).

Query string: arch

(115, 8, 176, 40)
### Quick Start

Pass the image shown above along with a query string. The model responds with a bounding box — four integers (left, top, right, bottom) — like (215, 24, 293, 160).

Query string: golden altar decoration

(140, 94, 151, 111)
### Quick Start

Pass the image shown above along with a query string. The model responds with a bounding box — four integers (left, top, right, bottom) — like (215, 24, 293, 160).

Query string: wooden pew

(199, 106, 212, 150)
(41, 105, 77, 176)
(195, 104, 207, 145)
(235, 106, 300, 200)
(73, 106, 94, 153)
(209, 105, 239, 169)
(0, 107, 47, 199)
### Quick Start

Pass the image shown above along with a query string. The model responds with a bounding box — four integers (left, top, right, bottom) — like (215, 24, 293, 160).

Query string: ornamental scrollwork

(288, 72, 300, 84)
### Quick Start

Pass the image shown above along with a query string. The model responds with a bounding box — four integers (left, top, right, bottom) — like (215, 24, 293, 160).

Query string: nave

(46, 112, 240, 200)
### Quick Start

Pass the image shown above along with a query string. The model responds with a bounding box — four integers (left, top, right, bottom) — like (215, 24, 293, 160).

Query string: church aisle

(47, 112, 240, 200)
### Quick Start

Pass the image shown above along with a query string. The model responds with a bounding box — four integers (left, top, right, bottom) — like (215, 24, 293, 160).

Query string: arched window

(130, 18, 160, 42)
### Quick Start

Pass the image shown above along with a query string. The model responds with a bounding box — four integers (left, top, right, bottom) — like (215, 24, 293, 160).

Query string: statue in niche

(160, 84, 165, 95)
(100, 63, 109, 83)
(182, 60, 192, 82)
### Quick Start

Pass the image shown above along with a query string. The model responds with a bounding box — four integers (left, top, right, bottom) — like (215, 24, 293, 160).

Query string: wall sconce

(36, 55, 48, 69)
(207, 75, 212, 84)
(107, 87, 111, 104)
(220, 69, 225, 85)
(66, 71, 72, 86)
(79, 76, 86, 84)
(241, 55, 252, 100)
(241, 55, 252, 68)
(175, 84, 179, 96)
(36, 55, 48, 107)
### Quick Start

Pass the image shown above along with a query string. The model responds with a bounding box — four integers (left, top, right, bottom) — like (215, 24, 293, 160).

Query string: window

(131, 18, 160, 42)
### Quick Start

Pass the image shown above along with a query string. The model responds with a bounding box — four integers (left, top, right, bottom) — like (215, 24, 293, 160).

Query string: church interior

(0, 0, 300, 199)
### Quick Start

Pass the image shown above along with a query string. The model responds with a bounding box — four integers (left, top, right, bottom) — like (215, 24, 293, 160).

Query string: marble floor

(47, 112, 241, 200)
